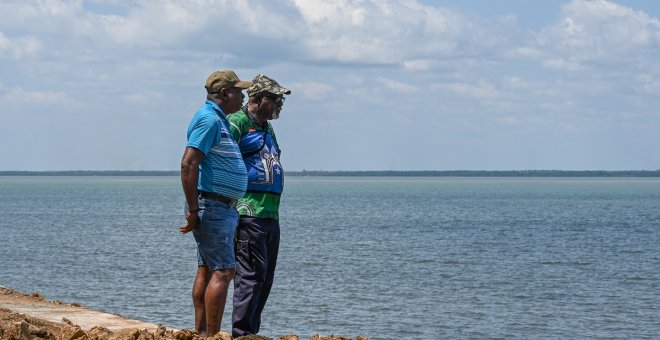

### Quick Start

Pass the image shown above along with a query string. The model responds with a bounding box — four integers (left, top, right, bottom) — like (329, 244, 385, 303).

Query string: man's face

(224, 86, 245, 113)
(259, 92, 284, 120)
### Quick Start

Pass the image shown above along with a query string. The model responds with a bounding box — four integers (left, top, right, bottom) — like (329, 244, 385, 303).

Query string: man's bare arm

(180, 147, 204, 234)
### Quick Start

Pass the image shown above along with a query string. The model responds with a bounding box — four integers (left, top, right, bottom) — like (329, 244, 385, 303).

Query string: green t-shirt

(228, 109, 282, 220)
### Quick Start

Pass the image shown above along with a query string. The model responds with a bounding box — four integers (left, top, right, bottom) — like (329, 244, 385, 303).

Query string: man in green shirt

(228, 74, 291, 337)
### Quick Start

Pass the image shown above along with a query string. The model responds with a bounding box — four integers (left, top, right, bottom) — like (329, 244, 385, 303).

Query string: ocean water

(1, 176, 659, 339)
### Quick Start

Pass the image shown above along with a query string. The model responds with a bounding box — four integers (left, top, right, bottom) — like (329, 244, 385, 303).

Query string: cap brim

(234, 80, 252, 89)
(270, 86, 291, 95)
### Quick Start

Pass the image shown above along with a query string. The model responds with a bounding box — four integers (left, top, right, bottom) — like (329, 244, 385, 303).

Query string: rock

(60, 317, 87, 340)
(28, 323, 50, 338)
(235, 334, 272, 340)
(88, 326, 113, 340)
(18, 320, 30, 340)
(61, 325, 87, 340)
(108, 328, 156, 340)
(206, 331, 232, 340)
(155, 326, 167, 337)
(62, 318, 78, 327)
(172, 329, 195, 340)
(277, 336, 299, 340)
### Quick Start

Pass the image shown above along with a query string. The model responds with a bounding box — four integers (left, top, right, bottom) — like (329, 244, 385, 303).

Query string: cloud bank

(1, 0, 659, 170)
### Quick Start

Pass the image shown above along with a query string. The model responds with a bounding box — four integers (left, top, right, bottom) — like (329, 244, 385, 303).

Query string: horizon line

(2, 169, 660, 177)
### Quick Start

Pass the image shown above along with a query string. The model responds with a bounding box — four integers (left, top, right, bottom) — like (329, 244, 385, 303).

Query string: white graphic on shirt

(253, 146, 280, 185)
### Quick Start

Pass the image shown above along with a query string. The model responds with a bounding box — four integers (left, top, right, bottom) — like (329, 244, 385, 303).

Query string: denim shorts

(188, 197, 239, 270)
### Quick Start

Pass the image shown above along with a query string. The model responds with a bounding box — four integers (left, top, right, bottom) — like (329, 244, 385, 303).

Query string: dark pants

(232, 216, 280, 337)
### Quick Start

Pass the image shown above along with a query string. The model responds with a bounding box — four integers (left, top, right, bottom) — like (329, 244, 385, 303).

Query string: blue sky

(1, 0, 659, 171)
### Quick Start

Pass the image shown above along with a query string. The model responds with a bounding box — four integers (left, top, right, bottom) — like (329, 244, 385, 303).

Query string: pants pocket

(236, 239, 253, 272)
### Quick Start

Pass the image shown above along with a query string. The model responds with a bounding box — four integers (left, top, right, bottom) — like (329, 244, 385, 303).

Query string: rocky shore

(0, 287, 368, 340)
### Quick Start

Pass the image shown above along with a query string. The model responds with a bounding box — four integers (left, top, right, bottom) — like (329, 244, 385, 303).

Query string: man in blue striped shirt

(180, 69, 250, 337)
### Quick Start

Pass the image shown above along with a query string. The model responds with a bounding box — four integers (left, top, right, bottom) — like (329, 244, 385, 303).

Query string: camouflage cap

(247, 74, 291, 97)
(205, 70, 252, 94)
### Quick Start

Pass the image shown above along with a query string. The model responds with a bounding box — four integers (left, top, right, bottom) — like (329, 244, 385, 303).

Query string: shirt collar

(242, 104, 268, 130)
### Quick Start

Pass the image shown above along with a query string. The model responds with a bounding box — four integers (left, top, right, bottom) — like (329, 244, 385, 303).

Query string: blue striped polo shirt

(186, 100, 247, 199)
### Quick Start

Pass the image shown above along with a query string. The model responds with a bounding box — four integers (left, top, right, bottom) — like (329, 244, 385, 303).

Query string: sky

(1, 0, 659, 171)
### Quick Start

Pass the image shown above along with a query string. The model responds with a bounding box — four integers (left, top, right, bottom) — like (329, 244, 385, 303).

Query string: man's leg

(232, 217, 268, 337)
(205, 268, 235, 336)
(254, 219, 280, 331)
(192, 266, 211, 336)
(192, 197, 239, 336)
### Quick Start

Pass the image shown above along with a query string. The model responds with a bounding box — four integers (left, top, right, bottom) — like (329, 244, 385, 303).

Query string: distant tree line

(0, 170, 179, 176)
(3, 170, 660, 177)
(287, 170, 660, 177)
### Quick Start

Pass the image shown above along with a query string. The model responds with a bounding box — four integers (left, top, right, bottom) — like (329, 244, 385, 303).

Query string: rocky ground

(0, 287, 368, 340)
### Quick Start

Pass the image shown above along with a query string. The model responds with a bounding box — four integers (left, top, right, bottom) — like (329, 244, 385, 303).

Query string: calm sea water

(1, 176, 659, 339)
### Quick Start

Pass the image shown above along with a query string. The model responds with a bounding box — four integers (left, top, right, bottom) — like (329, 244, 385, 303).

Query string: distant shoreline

(2, 170, 660, 177)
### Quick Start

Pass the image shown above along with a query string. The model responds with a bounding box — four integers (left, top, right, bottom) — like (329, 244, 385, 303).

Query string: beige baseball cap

(205, 70, 252, 94)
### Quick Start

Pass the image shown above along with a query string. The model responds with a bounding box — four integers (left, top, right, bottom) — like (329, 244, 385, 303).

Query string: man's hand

(180, 211, 200, 234)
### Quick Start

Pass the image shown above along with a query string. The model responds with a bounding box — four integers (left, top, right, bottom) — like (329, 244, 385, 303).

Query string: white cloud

(0, 0, 83, 33)
(536, 0, 660, 61)
(6, 0, 657, 71)
(403, 59, 432, 71)
(635, 74, 660, 95)
(444, 80, 498, 99)
(508, 47, 544, 59)
(379, 78, 417, 93)
(0, 32, 42, 60)
(0, 87, 83, 110)
(289, 81, 334, 100)
(0, 0, 517, 67)
(1, 1, 299, 56)
(542, 58, 582, 71)
(295, 0, 365, 25)
(496, 116, 522, 126)
(292, 0, 511, 64)
(98, 2, 276, 47)
(0, 32, 7, 48)
(504, 76, 531, 90)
